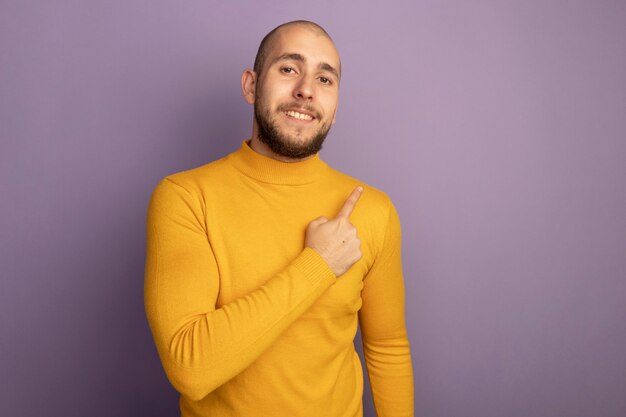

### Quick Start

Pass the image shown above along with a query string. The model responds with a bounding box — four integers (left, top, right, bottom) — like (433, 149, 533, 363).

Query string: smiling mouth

(283, 110, 315, 121)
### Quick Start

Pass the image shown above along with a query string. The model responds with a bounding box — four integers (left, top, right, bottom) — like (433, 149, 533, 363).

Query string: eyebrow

(271, 53, 340, 81)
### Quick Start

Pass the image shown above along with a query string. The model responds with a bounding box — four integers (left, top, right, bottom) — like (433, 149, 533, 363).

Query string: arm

(144, 178, 336, 401)
(358, 199, 414, 416)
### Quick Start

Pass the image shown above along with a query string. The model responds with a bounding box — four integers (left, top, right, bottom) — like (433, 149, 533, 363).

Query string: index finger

(335, 186, 363, 219)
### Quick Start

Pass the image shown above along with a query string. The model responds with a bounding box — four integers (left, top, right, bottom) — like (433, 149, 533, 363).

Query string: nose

(293, 74, 314, 101)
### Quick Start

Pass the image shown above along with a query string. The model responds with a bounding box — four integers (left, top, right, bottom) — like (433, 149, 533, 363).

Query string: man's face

(253, 26, 340, 159)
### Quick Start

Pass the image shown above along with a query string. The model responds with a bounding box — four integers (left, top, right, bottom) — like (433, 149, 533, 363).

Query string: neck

(230, 139, 327, 185)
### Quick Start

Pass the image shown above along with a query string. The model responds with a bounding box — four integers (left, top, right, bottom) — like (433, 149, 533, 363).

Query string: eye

(319, 76, 332, 85)
(281, 67, 296, 74)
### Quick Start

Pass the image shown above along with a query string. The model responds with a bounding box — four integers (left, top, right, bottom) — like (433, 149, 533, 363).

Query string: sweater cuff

(291, 247, 336, 288)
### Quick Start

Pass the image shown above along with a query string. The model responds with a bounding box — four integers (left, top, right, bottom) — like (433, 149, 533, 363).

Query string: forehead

(267, 25, 340, 71)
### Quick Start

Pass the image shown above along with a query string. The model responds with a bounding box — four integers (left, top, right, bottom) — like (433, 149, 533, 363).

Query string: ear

(331, 107, 338, 125)
(241, 69, 257, 105)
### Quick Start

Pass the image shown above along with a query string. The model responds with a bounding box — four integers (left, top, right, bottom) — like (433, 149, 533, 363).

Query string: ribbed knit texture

(144, 139, 414, 417)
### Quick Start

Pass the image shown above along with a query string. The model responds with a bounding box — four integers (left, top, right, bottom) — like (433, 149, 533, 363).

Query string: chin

(255, 109, 329, 158)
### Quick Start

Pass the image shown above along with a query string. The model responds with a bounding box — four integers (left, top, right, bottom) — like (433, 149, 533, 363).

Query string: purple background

(1, 1, 625, 416)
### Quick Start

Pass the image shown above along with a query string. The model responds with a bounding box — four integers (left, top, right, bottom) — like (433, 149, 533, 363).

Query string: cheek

(322, 98, 339, 120)
(259, 87, 287, 109)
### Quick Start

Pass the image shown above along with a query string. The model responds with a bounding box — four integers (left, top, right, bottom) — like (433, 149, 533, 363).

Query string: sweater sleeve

(144, 178, 336, 401)
(358, 199, 414, 416)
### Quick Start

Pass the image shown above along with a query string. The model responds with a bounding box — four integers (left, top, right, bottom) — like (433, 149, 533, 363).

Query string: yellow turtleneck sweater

(144, 139, 414, 417)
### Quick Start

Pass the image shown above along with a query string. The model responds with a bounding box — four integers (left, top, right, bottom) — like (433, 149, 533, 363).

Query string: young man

(144, 20, 414, 417)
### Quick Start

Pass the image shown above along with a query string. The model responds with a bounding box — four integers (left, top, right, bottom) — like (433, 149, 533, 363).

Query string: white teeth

(285, 110, 313, 120)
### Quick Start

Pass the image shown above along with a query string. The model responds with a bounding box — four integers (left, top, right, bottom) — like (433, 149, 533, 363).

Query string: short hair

(253, 20, 337, 78)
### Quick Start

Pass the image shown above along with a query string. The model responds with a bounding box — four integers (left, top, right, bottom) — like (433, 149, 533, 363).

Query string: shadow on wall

(152, 85, 249, 175)
(97, 86, 247, 415)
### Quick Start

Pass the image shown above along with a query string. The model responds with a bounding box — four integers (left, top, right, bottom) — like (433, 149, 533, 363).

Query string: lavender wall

(1, 1, 625, 416)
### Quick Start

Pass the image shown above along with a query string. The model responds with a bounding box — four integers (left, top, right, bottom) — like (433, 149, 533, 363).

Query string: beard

(254, 100, 333, 160)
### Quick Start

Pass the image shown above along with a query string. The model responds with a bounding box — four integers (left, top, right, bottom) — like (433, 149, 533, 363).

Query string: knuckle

(309, 216, 326, 226)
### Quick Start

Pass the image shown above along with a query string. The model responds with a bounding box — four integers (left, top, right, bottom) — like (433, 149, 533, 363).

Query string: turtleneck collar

(227, 139, 329, 185)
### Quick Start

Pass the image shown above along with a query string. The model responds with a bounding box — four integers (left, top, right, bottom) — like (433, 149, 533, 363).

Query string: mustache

(278, 103, 319, 119)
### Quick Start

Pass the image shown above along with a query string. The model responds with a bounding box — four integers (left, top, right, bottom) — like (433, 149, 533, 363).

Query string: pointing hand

(305, 187, 363, 277)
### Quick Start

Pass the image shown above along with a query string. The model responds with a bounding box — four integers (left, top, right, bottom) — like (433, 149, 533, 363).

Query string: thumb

(309, 216, 329, 227)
